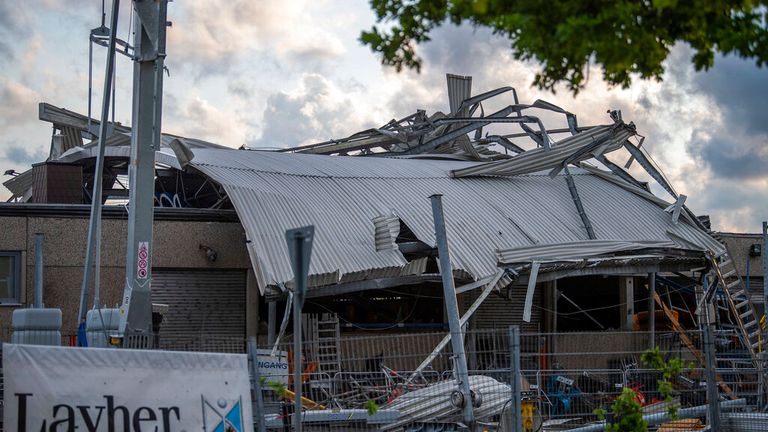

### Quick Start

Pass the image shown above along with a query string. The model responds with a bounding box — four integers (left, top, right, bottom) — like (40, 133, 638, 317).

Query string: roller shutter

(463, 284, 542, 332)
(151, 269, 246, 352)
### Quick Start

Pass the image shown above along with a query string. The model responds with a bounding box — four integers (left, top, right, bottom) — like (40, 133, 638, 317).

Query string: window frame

(0, 251, 22, 304)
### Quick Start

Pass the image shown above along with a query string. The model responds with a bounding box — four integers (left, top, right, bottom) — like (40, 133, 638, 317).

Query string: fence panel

(1, 327, 766, 431)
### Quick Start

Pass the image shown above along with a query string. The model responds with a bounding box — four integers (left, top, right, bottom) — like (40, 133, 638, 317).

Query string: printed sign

(255, 349, 289, 385)
(3, 343, 253, 432)
(137, 241, 149, 279)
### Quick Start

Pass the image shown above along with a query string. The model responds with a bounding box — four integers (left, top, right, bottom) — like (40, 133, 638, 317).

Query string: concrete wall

(0, 211, 251, 337)
(720, 233, 764, 279)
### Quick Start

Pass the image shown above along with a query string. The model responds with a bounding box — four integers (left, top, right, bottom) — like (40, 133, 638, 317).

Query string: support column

(267, 300, 277, 345)
(542, 280, 558, 333)
(620, 277, 635, 331)
(697, 276, 715, 327)
(508, 326, 523, 432)
(649, 273, 656, 349)
(703, 325, 721, 430)
(246, 269, 259, 338)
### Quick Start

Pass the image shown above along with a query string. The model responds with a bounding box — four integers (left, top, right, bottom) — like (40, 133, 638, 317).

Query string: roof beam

(304, 275, 443, 299)
(563, 166, 597, 239)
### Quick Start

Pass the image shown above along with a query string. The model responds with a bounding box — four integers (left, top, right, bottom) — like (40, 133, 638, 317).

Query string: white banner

(3, 343, 253, 432)
(255, 349, 289, 385)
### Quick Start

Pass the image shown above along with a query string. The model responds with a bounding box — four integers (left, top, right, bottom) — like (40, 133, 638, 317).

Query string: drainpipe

(429, 194, 475, 429)
(34, 233, 44, 308)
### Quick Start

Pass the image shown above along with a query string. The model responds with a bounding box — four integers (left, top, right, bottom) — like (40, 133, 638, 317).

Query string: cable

(533, 282, 695, 317)
(381, 288, 444, 299)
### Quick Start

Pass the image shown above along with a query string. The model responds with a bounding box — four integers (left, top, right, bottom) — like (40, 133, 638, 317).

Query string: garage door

(151, 269, 246, 352)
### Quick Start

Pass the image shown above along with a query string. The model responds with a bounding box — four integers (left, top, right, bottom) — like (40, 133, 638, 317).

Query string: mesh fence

(250, 328, 767, 431)
(2, 327, 767, 431)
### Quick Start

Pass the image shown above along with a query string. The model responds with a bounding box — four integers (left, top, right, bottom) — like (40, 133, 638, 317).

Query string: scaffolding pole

(430, 194, 475, 429)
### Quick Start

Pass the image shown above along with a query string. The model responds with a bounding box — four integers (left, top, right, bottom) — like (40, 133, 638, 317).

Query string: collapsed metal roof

(184, 146, 722, 295)
(4, 75, 726, 298)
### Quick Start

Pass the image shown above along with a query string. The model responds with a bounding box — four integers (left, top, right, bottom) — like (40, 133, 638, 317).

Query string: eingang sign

(3, 343, 253, 431)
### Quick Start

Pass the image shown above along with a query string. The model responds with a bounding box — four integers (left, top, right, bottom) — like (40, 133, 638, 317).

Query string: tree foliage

(595, 388, 648, 432)
(361, 0, 768, 93)
(641, 346, 694, 420)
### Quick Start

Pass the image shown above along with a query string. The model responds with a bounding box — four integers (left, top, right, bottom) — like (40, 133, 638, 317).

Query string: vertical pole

(695, 277, 706, 329)
(763, 221, 767, 332)
(702, 277, 712, 326)
(248, 336, 267, 432)
(703, 325, 721, 430)
(620, 277, 634, 330)
(285, 226, 314, 432)
(762, 221, 767, 405)
(34, 233, 44, 308)
(467, 318, 477, 371)
(77, 0, 119, 343)
(429, 194, 475, 428)
(649, 273, 656, 349)
(292, 298, 302, 432)
(119, 0, 168, 339)
(508, 325, 523, 432)
(268, 301, 277, 346)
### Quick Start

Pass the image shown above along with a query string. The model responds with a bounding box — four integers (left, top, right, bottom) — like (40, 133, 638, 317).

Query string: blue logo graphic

(202, 396, 243, 432)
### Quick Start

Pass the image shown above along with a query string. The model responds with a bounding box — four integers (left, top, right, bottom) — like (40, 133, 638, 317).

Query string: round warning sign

(136, 242, 149, 279)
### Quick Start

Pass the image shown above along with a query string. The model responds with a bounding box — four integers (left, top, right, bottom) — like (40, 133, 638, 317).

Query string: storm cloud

(4, 144, 47, 166)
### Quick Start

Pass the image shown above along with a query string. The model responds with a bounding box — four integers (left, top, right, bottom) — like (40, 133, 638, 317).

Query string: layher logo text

(14, 393, 181, 432)
(12, 393, 244, 432)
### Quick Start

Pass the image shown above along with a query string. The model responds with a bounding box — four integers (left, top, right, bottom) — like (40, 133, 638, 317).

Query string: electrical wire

(533, 282, 695, 317)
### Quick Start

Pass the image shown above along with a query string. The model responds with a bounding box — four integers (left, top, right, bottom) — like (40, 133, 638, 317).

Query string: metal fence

(2, 327, 767, 431)
(248, 328, 767, 431)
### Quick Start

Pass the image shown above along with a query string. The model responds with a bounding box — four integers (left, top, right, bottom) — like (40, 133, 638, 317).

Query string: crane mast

(118, 0, 169, 342)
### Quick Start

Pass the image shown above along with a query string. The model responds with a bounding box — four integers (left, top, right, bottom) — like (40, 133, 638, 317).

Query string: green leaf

(365, 399, 379, 416)
(360, 0, 768, 93)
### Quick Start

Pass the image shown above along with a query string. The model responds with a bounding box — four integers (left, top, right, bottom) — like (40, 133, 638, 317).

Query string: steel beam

(563, 166, 596, 239)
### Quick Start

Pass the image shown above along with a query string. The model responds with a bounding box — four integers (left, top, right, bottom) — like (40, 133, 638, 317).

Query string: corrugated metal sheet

(2, 169, 34, 198)
(451, 124, 634, 177)
(373, 214, 400, 251)
(187, 148, 722, 293)
(54, 133, 227, 168)
(496, 239, 677, 265)
(446, 73, 472, 115)
(151, 269, 246, 344)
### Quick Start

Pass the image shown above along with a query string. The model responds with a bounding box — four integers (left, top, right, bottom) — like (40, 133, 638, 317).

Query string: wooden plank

(652, 292, 736, 399)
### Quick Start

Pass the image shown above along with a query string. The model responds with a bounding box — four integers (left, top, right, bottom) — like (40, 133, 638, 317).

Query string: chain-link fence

(2, 326, 767, 431)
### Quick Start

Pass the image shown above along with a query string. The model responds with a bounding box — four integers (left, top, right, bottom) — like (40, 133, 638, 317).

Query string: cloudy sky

(1, 1, 766, 232)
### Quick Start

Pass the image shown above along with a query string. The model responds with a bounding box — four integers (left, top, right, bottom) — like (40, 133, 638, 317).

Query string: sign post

(285, 226, 315, 432)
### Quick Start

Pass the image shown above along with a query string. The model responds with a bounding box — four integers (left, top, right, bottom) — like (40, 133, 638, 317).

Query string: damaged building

(2, 75, 763, 372)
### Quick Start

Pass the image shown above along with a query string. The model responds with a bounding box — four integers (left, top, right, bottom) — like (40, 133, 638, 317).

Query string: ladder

(312, 313, 341, 378)
(708, 253, 761, 362)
